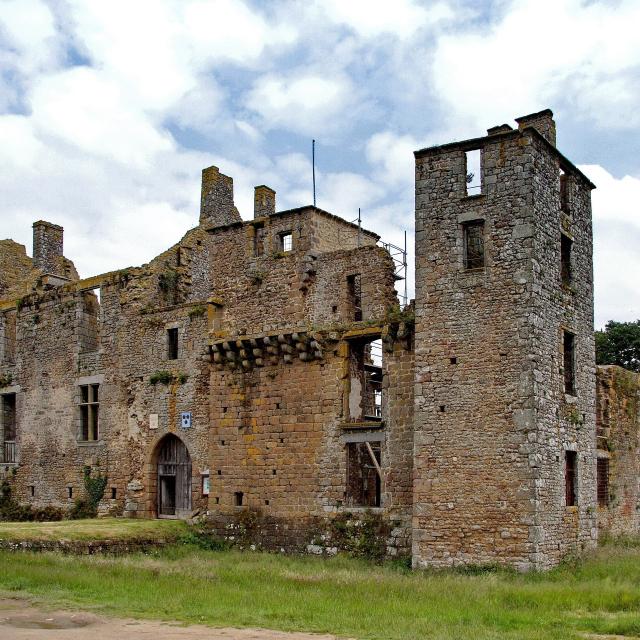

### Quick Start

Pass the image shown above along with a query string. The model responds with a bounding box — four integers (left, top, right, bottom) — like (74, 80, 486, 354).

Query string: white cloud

(29, 67, 174, 167)
(245, 74, 354, 135)
(0, 115, 42, 168)
(319, 0, 452, 38)
(430, 0, 640, 132)
(366, 131, 421, 187)
(581, 164, 640, 327)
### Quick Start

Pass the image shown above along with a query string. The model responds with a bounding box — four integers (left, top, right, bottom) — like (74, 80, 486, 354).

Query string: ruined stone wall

(412, 119, 596, 570)
(528, 132, 597, 566)
(596, 365, 640, 536)
(311, 210, 378, 253)
(0, 240, 34, 299)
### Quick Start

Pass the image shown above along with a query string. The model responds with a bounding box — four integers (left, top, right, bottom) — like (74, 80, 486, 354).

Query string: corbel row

(210, 331, 323, 371)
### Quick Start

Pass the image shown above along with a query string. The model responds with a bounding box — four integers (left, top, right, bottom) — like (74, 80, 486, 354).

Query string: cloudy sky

(0, 0, 638, 328)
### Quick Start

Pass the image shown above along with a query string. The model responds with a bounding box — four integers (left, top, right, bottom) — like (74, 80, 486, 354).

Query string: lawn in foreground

(1, 541, 640, 640)
(0, 518, 187, 542)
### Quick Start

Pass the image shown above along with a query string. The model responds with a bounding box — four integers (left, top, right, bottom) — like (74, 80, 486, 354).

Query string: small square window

(280, 232, 293, 252)
(464, 221, 485, 270)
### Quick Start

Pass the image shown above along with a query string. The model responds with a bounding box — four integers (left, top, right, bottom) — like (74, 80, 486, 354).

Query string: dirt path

(0, 598, 344, 640)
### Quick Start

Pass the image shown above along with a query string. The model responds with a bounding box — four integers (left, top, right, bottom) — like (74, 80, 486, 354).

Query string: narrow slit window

(560, 169, 569, 212)
(79, 383, 99, 441)
(347, 274, 362, 321)
(561, 234, 573, 286)
(597, 458, 609, 507)
(167, 327, 179, 360)
(346, 442, 381, 507)
(464, 221, 485, 270)
(279, 232, 293, 252)
(202, 474, 210, 496)
(565, 450, 577, 506)
(465, 149, 482, 195)
(563, 331, 576, 395)
(254, 226, 266, 257)
(1, 393, 16, 464)
(234, 491, 244, 506)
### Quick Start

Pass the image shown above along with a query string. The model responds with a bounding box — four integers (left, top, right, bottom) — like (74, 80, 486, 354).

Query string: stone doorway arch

(154, 434, 192, 518)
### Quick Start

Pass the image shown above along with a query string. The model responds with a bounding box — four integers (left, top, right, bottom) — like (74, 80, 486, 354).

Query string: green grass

(0, 518, 187, 542)
(1, 540, 640, 639)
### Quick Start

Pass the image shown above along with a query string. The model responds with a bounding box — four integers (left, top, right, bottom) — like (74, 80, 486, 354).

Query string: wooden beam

(365, 441, 382, 479)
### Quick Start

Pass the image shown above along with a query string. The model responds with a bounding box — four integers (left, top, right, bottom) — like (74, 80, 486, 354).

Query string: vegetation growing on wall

(69, 466, 108, 519)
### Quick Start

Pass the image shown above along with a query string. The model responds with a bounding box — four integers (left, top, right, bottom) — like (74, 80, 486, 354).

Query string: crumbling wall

(596, 365, 640, 536)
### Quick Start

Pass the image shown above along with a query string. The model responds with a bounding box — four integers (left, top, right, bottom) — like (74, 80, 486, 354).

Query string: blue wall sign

(180, 412, 192, 429)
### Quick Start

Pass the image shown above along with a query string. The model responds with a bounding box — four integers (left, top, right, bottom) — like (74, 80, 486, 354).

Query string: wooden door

(157, 435, 191, 517)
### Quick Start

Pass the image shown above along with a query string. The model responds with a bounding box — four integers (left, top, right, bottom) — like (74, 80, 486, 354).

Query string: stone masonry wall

(412, 116, 596, 570)
(596, 365, 640, 536)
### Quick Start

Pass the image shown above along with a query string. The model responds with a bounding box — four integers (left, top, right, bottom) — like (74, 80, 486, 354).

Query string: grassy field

(1, 538, 640, 639)
(0, 518, 187, 542)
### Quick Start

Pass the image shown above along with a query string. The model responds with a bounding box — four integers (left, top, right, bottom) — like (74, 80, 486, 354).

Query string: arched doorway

(155, 434, 192, 518)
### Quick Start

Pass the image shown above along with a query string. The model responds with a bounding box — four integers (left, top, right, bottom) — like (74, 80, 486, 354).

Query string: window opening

(464, 221, 485, 270)
(565, 450, 577, 506)
(68, 487, 73, 499)
(234, 491, 244, 506)
(79, 289, 100, 353)
(597, 458, 609, 507)
(465, 149, 482, 195)
(254, 226, 266, 257)
(560, 169, 569, 212)
(111, 487, 117, 499)
(563, 331, 576, 395)
(1, 393, 16, 464)
(346, 441, 381, 507)
(79, 384, 99, 441)
(2, 311, 16, 364)
(29, 485, 35, 497)
(561, 234, 572, 286)
(347, 274, 363, 321)
(167, 327, 179, 360)
(279, 232, 293, 252)
(202, 474, 210, 496)
(348, 337, 383, 423)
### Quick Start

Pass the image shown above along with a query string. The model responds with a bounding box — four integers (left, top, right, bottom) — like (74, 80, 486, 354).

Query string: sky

(0, 0, 639, 328)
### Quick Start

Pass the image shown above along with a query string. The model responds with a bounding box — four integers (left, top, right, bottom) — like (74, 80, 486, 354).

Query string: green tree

(595, 320, 640, 372)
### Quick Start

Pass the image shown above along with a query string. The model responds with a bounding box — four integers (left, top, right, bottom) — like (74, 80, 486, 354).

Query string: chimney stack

(254, 185, 276, 218)
(32, 220, 63, 274)
(200, 166, 242, 228)
(515, 109, 556, 147)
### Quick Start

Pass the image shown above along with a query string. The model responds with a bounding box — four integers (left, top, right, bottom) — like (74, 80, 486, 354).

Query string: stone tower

(412, 110, 597, 570)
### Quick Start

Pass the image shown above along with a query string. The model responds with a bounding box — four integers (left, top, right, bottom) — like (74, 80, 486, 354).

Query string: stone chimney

(32, 220, 63, 274)
(254, 185, 276, 218)
(200, 166, 242, 228)
(515, 109, 556, 147)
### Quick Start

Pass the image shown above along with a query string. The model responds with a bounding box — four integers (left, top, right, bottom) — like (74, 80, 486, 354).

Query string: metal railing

(2, 441, 16, 464)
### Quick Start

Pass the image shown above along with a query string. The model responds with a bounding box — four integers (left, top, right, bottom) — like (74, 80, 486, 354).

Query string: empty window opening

(561, 234, 572, 286)
(208, 303, 224, 333)
(348, 337, 383, 422)
(29, 485, 35, 497)
(2, 311, 17, 364)
(79, 383, 99, 441)
(439, 405, 446, 412)
(450, 357, 457, 365)
(1, 393, 16, 464)
(560, 169, 569, 212)
(79, 290, 100, 353)
(346, 442, 381, 507)
(217, 469, 222, 475)
(279, 232, 293, 252)
(234, 491, 244, 506)
(214, 496, 219, 504)
(563, 331, 576, 396)
(254, 225, 266, 257)
(463, 220, 485, 270)
(202, 474, 210, 496)
(68, 487, 73, 499)
(597, 458, 609, 507)
(111, 487, 117, 500)
(465, 149, 482, 195)
(565, 451, 577, 506)
(167, 327, 179, 360)
(272, 469, 277, 475)
(265, 499, 270, 506)
(347, 274, 363, 321)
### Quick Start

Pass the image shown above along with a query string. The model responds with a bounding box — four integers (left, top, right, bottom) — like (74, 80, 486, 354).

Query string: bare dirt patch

(0, 599, 343, 640)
